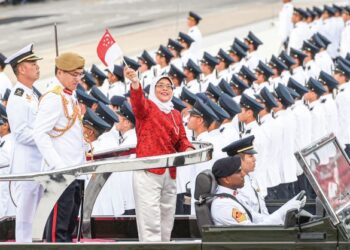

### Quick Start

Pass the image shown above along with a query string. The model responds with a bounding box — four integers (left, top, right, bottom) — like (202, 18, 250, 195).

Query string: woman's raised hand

(124, 66, 140, 89)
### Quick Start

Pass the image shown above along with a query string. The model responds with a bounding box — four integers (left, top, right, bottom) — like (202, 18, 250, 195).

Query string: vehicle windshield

(296, 134, 350, 239)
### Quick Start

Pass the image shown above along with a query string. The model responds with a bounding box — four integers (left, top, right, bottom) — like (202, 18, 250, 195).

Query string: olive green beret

(55, 52, 85, 71)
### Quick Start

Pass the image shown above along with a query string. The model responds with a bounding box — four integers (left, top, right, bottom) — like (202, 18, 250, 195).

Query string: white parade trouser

(13, 181, 42, 243)
(133, 169, 176, 242)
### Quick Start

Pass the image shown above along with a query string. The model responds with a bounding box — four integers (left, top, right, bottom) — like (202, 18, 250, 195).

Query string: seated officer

(222, 135, 269, 215)
(211, 156, 306, 226)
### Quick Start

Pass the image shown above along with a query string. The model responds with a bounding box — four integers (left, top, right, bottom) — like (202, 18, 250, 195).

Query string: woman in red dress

(124, 67, 193, 242)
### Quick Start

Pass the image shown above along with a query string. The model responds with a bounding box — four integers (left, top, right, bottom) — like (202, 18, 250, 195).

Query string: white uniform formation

(0, 2, 350, 228)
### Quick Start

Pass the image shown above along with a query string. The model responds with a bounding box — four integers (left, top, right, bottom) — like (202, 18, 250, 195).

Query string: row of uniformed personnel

(0, 5, 350, 242)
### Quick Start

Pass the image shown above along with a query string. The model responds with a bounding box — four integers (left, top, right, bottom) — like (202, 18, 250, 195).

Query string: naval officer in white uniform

(6, 44, 43, 243)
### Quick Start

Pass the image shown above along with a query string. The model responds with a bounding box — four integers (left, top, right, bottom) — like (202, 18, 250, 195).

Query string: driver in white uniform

(210, 156, 306, 225)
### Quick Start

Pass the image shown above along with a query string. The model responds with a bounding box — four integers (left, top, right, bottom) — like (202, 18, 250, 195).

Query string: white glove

(299, 196, 307, 208)
(282, 195, 307, 212)
(291, 191, 304, 201)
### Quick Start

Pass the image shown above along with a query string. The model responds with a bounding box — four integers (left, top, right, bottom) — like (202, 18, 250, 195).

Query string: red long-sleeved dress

(130, 85, 193, 179)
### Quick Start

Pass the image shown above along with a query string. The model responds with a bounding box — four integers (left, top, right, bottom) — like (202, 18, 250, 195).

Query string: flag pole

(54, 23, 59, 56)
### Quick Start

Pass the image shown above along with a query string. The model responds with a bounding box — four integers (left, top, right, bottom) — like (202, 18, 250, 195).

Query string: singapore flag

(97, 29, 123, 70)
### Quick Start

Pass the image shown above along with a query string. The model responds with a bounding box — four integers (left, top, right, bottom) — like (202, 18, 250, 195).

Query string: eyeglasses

(155, 84, 174, 90)
(64, 70, 85, 79)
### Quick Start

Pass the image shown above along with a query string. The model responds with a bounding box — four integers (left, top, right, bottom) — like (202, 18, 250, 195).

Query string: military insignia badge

(26, 94, 32, 102)
(14, 88, 24, 97)
(232, 208, 247, 223)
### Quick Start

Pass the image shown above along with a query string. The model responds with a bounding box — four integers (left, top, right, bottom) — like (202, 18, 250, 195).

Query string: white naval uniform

(0, 72, 13, 99)
(320, 94, 338, 137)
(173, 86, 183, 98)
(308, 99, 327, 143)
(211, 185, 300, 226)
(308, 99, 329, 165)
(92, 127, 120, 153)
(320, 17, 341, 59)
(156, 65, 170, 77)
(170, 58, 183, 70)
(288, 21, 311, 52)
(291, 100, 312, 176)
(315, 50, 334, 75)
(185, 79, 201, 94)
(93, 129, 137, 216)
(190, 131, 215, 214)
(278, 2, 293, 45)
(309, 20, 320, 35)
(218, 122, 240, 149)
(107, 81, 128, 99)
(238, 175, 269, 215)
(200, 72, 217, 91)
(279, 70, 291, 86)
(340, 20, 350, 58)
(245, 51, 262, 71)
(241, 121, 268, 195)
(0, 134, 16, 218)
(188, 25, 202, 61)
(177, 115, 193, 196)
(336, 82, 350, 148)
(258, 114, 283, 191)
(214, 69, 230, 85)
(7, 82, 43, 242)
(274, 109, 297, 184)
(140, 69, 155, 89)
(251, 81, 271, 95)
(181, 50, 195, 67)
(270, 76, 282, 89)
(229, 61, 245, 75)
(304, 60, 320, 81)
(291, 66, 307, 86)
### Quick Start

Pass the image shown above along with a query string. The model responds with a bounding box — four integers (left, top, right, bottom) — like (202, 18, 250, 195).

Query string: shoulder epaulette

(50, 85, 63, 95)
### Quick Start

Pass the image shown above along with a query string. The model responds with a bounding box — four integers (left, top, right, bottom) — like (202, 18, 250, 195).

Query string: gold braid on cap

(40, 86, 82, 138)
(237, 145, 254, 153)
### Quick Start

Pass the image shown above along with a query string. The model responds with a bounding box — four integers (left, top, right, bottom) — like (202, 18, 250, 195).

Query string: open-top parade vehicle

(1, 134, 350, 249)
